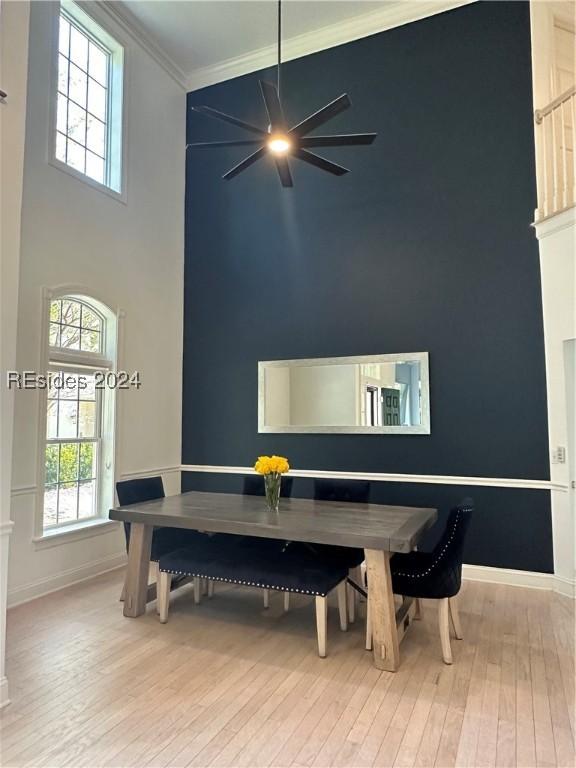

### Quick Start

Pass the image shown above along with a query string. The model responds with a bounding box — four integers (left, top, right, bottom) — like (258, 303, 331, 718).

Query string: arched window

(42, 294, 116, 532)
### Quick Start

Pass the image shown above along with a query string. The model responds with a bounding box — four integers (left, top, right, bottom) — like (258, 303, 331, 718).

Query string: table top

(109, 491, 437, 553)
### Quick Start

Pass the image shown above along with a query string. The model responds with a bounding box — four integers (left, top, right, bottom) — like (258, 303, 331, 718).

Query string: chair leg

(414, 597, 422, 620)
(438, 598, 453, 664)
(365, 594, 373, 651)
(449, 596, 463, 639)
(202, 578, 209, 596)
(315, 596, 328, 658)
(193, 576, 201, 605)
(283, 592, 290, 612)
(337, 582, 348, 631)
(158, 572, 171, 624)
(263, 588, 270, 609)
(208, 580, 214, 598)
(148, 562, 160, 614)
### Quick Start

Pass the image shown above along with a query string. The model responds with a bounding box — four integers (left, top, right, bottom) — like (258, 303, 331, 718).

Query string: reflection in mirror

(259, 353, 430, 434)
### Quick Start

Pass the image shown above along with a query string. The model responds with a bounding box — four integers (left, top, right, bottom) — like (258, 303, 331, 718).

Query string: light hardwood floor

(1, 571, 574, 768)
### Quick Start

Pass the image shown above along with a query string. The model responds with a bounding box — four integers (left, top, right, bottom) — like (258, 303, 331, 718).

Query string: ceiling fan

(186, 0, 377, 187)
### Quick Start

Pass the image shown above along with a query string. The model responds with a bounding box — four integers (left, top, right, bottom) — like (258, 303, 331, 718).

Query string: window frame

(35, 288, 120, 542)
(48, 0, 127, 203)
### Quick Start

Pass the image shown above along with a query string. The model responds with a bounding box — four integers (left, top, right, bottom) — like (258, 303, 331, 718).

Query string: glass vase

(263, 473, 282, 512)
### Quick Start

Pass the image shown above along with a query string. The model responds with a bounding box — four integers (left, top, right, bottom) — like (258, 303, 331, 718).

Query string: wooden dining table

(109, 490, 437, 672)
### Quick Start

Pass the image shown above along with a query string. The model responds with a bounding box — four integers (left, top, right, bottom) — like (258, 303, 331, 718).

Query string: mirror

(258, 353, 430, 434)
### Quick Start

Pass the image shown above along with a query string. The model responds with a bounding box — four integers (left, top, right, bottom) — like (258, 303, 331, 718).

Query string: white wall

(7, 1, 185, 608)
(1, 0, 32, 709)
(290, 364, 358, 426)
(535, 209, 576, 596)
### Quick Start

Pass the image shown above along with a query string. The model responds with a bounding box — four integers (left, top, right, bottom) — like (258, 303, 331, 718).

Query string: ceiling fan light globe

(268, 136, 291, 154)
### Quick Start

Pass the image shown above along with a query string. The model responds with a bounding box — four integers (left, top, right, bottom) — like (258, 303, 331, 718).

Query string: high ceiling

(118, 1, 392, 82)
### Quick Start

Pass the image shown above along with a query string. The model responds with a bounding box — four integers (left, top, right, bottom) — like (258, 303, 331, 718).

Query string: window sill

(33, 518, 121, 550)
(48, 156, 127, 205)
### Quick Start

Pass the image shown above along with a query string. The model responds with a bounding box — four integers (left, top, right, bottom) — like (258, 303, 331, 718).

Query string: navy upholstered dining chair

(156, 535, 349, 657)
(116, 477, 208, 603)
(366, 499, 474, 664)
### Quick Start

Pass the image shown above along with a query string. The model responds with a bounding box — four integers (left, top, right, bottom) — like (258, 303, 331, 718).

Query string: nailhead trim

(392, 507, 469, 579)
(158, 569, 330, 597)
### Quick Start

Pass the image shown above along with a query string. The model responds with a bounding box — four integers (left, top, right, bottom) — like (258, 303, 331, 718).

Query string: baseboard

(0, 676, 10, 709)
(7, 551, 127, 609)
(464, 564, 575, 598)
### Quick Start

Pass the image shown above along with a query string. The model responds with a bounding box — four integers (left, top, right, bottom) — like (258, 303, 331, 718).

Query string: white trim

(186, 1, 476, 91)
(463, 564, 575, 599)
(119, 465, 181, 481)
(180, 464, 566, 493)
(92, 1, 186, 90)
(0, 521, 14, 537)
(6, 551, 127, 609)
(533, 206, 576, 239)
(32, 518, 120, 550)
(0, 677, 10, 710)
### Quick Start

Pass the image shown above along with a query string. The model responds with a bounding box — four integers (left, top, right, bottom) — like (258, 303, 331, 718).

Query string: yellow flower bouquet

(254, 455, 290, 512)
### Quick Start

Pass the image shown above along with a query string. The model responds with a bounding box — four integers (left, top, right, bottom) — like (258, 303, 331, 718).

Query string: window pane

(70, 25, 88, 71)
(81, 375, 96, 400)
(58, 482, 78, 523)
(60, 373, 78, 400)
(78, 401, 96, 437)
(78, 480, 96, 519)
(45, 445, 59, 485)
(80, 328, 100, 352)
(49, 322, 61, 347)
(58, 401, 78, 438)
(68, 62, 87, 109)
(85, 152, 104, 185)
(44, 485, 58, 527)
(87, 78, 106, 121)
(46, 400, 58, 439)
(56, 131, 67, 163)
(50, 300, 61, 322)
(79, 442, 96, 480)
(60, 324, 81, 350)
(67, 101, 86, 144)
(57, 93, 68, 134)
(61, 299, 81, 326)
(66, 139, 85, 174)
(59, 443, 79, 482)
(81, 306, 101, 331)
(58, 54, 69, 96)
(89, 42, 108, 86)
(86, 116, 105, 158)
(59, 16, 70, 57)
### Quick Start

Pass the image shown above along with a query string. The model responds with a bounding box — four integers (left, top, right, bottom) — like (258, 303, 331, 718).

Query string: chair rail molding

(180, 464, 566, 493)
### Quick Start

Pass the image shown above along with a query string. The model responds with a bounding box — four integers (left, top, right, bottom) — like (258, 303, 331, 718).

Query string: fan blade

(274, 156, 293, 188)
(293, 148, 349, 176)
(223, 147, 267, 180)
(187, 140, 264, 148)
(290, 94, 351, 136)
(192, 105, 266, 136)
(260, 81, 285, 129)
(299, 133, 377, 148)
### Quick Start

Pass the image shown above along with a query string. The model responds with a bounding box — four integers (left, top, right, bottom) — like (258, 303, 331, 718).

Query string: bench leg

(315, 596, 328, 658)
(158, 572, 171, 624)
(337, 582, 348, 631)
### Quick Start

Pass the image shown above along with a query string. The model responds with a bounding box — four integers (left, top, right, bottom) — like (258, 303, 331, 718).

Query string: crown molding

(94, 1, 187, 90)
(186, 0, 476, 92)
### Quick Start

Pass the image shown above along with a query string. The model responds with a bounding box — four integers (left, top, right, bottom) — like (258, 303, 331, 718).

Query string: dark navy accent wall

(183, 2, 553, 572)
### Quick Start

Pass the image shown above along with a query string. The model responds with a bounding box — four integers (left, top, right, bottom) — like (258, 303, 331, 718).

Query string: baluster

(541, 112, 549, 218)
(561, 100, 569, 210)
(551, 106, 560, 214)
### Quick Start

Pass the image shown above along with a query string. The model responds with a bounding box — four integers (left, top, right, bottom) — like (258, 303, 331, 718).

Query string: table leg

(123, 523, 153, 617)
(364, 549, 400, 671)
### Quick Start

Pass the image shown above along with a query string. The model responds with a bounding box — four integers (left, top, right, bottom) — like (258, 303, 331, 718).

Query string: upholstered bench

(157, 536, 349, 657)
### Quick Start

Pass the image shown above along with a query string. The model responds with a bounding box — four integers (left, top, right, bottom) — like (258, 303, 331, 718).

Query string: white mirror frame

(258, 352, 430, 435)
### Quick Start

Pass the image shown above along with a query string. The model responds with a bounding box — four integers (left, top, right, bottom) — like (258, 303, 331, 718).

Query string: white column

(535, 209, 576, 598)
(0, 0, 31, 708)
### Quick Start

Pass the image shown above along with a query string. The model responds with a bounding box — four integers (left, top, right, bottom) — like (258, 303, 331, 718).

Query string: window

(42, 295, 116, 533)
(53, 1, 124, 194)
